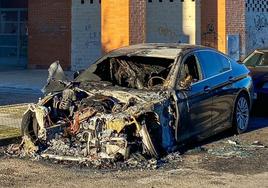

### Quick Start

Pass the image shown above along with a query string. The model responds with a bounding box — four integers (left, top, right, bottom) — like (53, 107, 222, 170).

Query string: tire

(233, 93, 250, 134)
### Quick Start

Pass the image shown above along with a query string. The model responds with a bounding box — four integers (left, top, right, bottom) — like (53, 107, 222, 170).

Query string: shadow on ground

(179, 103, 268, 154)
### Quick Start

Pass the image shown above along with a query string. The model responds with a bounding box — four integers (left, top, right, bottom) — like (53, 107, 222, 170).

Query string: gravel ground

(0, 88, 267, 188)
(0, 115, 267, 188)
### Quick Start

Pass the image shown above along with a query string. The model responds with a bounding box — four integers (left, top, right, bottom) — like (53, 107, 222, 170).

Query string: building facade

(70, 0, 201, 71)
(1, 0, 268, 70)
(202, 0, 268, 60)
(0, 0, 28, 68)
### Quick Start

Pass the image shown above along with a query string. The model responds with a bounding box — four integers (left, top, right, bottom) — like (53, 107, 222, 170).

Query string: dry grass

(0, 104, 28, 119)
(0, 104, 27, 136)
(0, 125, 20, 139)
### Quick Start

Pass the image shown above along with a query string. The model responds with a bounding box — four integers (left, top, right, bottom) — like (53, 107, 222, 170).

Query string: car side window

(244, 52, 262, 66)
(196, 51, 230, 78)
(218, 54, 231, 71)
(258, 53, 268, 66)
(177, 54, 203, 88)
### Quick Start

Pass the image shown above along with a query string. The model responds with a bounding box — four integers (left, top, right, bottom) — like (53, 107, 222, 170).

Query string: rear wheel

(233, 94, 250, 134)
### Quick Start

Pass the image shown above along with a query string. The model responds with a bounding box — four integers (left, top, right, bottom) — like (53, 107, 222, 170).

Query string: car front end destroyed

(20, 52, 178, 162)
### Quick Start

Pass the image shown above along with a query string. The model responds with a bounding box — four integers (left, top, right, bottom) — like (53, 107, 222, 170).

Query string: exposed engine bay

(19, 55, 178, 162)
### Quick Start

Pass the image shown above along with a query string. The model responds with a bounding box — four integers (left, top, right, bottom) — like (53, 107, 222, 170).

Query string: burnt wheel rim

(236, 97, 249, 130)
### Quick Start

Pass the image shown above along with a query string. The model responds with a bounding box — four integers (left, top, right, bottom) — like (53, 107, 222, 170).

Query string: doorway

(0, 0, 28, 69)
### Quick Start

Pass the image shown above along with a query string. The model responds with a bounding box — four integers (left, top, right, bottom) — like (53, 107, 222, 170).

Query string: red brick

(28, 0, 71, 70)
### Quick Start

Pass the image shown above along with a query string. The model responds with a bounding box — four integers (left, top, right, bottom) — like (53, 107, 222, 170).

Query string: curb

(0, 136, 21, 147)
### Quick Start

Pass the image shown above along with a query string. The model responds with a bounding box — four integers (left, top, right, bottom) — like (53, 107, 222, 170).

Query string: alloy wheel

(236, 96, 249, 131)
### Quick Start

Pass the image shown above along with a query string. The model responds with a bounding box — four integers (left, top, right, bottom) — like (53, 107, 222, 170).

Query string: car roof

(107, 43, 210, 59)
(255, 48, 268, 53)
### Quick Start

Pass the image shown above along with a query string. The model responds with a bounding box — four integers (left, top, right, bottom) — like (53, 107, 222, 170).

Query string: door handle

(229, 76, 235, 83)
(204, 86, 211, 93)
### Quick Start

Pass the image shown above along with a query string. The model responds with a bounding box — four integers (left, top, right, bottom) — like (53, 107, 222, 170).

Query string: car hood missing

(20, 62, 176, 162)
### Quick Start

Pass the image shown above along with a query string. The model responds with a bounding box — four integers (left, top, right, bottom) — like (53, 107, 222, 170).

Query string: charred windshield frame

(176, 52, 203, 90)
(74, 54, 177, 90)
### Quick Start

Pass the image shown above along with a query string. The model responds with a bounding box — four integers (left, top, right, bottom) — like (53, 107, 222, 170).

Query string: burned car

(20, 43, 253, 161)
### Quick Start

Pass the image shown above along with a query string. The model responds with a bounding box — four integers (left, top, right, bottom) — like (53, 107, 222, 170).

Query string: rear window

(243, 52, 262, 66)
(196, 51, 230, 78)
(258, 53, 268, 66)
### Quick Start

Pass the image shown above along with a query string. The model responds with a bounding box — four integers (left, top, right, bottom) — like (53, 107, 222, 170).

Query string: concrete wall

(146, 0, 200, 44)
(28, 0, 71, 69)
(245, 0, 268, 54)
(71, 0, 101, 71)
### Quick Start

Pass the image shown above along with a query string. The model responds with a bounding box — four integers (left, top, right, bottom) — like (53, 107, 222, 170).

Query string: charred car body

(21, 44, 253, 161)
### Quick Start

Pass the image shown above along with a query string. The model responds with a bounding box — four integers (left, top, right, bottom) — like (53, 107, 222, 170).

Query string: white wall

(246, 0, 268, 53)
(71, 0, 101, 71)
(146, 0, 201, 44)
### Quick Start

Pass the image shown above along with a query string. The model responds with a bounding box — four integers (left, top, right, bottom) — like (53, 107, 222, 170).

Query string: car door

(175, 53, 212, 141)
(196, 50, 234, 132)
(244, 52, 268, 99)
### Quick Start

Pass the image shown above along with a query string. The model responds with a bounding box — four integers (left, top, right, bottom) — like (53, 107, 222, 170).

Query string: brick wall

(71, 0, 101, 71)
(28, 0, 71, 70)
(226, 0, 246, 57)
(129, 0, 146, 44)
(201, 0, 218, 49)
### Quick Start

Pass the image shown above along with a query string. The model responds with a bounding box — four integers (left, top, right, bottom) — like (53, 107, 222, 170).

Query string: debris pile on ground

(206, 139, 267, 158)
(4, 136, 182, 170)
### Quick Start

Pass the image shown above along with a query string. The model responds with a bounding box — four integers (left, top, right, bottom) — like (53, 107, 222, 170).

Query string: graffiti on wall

(201, 20, 223, 48)
(153, 24, 189, 43)
(157, 25, 177, 40)
(84, 24, 101, 48)
(254, 13, 268, 31)
(71, 0, 101, 71)
(247, 13, 268, 53)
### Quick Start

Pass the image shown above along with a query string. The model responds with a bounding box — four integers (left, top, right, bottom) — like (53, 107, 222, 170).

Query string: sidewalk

(0, 69, 74, 91)
(0, 68, 74, 106)
(0, 69, 48, 91)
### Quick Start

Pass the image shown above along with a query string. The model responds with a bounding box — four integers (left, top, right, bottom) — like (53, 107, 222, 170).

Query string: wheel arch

(231, 88, 251, 126)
